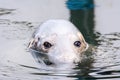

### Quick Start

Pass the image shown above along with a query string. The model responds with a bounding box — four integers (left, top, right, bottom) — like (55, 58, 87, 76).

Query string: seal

(28, 19, 88, 66)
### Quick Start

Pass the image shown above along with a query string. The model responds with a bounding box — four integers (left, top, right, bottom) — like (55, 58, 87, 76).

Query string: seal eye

(43, 41, 52, 49)
(74, 41, 81, 47)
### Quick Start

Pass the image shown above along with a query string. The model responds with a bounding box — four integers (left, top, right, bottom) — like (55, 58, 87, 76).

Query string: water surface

(0, 0, 120, 80)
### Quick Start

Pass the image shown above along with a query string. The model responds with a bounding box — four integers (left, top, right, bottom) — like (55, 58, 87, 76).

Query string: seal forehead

(37, 19, 79, 35)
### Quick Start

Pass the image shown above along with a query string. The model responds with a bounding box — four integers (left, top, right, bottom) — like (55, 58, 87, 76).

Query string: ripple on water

(0, 19, 120, 79)
(89, 33, 120, 79)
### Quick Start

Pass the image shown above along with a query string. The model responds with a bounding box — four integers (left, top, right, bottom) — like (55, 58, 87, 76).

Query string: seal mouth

(29, 49, 54, 66)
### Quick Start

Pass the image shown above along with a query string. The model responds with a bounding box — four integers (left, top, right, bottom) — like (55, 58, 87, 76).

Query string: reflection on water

(66, 0, 99, 45)
(0, 0, 120, 80)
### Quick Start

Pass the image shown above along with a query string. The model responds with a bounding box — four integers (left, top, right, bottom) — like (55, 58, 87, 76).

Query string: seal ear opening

(77, 32, 89, 51)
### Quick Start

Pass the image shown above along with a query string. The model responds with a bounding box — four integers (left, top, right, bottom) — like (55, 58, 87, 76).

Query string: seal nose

(53, 37, 78, 63)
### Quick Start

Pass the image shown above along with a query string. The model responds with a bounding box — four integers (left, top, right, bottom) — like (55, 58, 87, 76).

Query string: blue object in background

(66, 0, 94, 10)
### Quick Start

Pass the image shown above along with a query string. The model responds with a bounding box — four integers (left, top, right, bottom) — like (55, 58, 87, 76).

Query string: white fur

(29, 19, 88, 65)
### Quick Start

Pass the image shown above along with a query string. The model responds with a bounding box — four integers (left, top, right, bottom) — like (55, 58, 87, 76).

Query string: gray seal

(28, 19, 88, 66)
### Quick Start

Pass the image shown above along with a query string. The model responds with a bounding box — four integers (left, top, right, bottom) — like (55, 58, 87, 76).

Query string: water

(0, 0, 120, 80)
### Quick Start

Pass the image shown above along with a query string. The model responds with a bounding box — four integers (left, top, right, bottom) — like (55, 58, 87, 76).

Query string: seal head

(28, 19, 88, 65)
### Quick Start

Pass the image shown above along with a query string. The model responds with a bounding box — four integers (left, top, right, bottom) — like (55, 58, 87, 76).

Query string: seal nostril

(43, 41, 52, 49)
(44, 60, 53, 65)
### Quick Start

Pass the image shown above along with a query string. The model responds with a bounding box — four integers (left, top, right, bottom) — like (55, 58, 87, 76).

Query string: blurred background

(0, 0, 120, 80)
